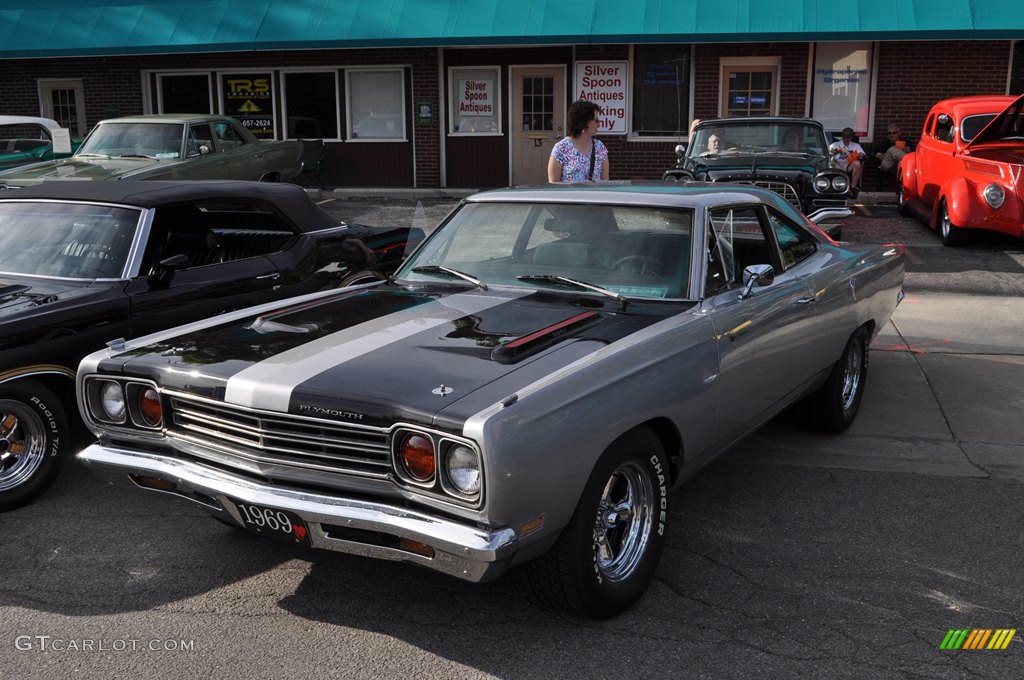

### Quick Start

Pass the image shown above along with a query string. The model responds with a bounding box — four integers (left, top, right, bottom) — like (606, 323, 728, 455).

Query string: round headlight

(831, 175, 849, 192)
(983, 183, 1005, 209)
(99, 381, 126, 422)
(814, 176, 830, 192)
(400, 433, 435, 482)
(138, 387, 163, 427)
(445, 445, 481, 495)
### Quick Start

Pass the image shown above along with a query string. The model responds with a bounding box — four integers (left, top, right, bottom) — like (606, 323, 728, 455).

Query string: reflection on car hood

(102, 285, 681, 427)
(0, 275, 103, 316)
(0, 156, 171, 181)
(966, 92, 1024, 149)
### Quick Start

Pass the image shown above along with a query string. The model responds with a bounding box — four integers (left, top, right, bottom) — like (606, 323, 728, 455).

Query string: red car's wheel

(938, 199, 967, 247)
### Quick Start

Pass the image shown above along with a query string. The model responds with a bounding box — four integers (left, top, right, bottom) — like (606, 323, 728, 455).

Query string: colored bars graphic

(940, 629, 1016, 650)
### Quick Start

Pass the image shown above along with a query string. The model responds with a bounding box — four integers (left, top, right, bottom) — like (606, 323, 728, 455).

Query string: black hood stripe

(224, 290, 528, 411)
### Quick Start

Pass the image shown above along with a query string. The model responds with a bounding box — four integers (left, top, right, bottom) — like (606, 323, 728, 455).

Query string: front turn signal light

(400, 433, 435, 482)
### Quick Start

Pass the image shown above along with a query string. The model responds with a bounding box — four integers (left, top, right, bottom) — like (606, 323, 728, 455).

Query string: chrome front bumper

(78, 443, 518, 583)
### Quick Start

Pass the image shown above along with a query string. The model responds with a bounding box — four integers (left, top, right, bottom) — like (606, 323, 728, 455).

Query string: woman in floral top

(547, 99, 610, 183)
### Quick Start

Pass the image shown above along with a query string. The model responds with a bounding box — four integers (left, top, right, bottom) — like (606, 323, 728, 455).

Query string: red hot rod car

(898, 93, 1024, 246)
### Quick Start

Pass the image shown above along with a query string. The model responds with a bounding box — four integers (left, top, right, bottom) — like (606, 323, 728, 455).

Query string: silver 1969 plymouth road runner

(76, 182, 904, 617)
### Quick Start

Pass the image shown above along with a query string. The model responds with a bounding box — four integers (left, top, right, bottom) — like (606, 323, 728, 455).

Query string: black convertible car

(0, 181, 421, 510)
(663, 117, 853, 222)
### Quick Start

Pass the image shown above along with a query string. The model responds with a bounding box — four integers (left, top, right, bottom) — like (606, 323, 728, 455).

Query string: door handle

(256, 273, 280, 280)
(795, 296, 816, 305)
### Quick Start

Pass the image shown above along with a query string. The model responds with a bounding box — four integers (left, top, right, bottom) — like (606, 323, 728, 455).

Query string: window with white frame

(630, 45, 692, 138)
(283, 71, 339, 139)
(158, 74, 212, 114)
(811, 42, 875, 139)
(347, 69, 405, 141)
(449, 67, 501, 134)
(38, 79, 87, 136)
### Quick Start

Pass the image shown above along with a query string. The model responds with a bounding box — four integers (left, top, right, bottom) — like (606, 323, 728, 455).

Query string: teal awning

(2, 0, 1022, 59)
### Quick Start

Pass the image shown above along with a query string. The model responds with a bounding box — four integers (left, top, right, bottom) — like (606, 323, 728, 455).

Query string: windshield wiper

(411, 265, 488, 290)
(516, 274, 624, 303)
(74, 153, 110, 159)
(116, 153, 155, 159)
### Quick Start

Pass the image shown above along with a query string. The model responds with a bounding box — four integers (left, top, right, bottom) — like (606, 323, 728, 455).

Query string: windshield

(397, 202, 694, 300)
(0, 202, 141, 279)
(961, 114, 998, 143)
(77, 122, 185, 159)
(687, 122, 827, 157)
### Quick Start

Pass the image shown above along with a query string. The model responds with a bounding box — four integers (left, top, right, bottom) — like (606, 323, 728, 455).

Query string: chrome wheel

(592, 461, 655, 583)
(939, 200, 966, 246)
(0, 400, 48, 493)
(839, 338, 864, 413)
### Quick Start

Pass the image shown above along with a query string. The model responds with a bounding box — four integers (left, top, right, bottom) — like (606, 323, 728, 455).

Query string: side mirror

(148, 253, 190, 288)
(937, 114, 952, 126)
(198, 144, 211, 156)
(738, 264, 775, 300)
(674, 142, 688, 158)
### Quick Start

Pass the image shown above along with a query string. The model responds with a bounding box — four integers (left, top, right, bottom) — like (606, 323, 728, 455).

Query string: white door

(39, 79, 87, 136)
(511, 67, 564, 185)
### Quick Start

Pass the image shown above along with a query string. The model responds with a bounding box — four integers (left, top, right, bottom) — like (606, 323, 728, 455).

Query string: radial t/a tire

(526, 427, 669, 618)
(0, 380, 70, 511)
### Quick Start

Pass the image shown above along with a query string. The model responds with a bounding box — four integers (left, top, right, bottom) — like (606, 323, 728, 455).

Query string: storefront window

(158, 74, 212, 114)
(347, 69, 405, 141)
(221, 72, 276, 139)
(811, 42, 875, 139)
(631, 45, 692, 138)
(283, 71, 339, 139)
(449, 67, 501, 134)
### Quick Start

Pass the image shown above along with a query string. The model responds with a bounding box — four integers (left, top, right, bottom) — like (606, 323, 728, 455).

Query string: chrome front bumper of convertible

(78, 444, 518, 583)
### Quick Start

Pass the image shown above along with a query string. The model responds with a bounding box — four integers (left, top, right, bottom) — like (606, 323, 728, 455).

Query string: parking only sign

(574, 61, 627, 134)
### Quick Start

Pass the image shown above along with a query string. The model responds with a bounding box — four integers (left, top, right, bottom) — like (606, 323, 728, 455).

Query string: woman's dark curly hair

(567, 100, 601, 138)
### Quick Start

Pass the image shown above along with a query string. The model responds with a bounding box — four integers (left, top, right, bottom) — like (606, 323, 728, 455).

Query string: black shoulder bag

(588, 141, 596, 181)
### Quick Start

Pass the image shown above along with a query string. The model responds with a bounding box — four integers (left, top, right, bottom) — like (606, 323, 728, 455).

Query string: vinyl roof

(2, 0, 1022, 59)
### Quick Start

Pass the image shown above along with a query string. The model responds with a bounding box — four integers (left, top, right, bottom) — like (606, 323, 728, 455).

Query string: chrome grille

(730, 180, 801, 210)
(167, 392, 390, 478)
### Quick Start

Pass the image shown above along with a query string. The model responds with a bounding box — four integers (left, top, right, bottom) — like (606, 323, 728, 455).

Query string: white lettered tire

(526, 427, 669, 618)
(0, 380, 70, 511)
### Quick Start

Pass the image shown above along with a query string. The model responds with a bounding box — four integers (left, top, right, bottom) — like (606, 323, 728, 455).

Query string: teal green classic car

(0, 114, 303, 185)
(0, 116, 81, 170)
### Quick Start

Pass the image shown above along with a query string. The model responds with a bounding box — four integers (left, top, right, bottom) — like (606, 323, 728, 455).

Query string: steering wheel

(611, 255, 666, 278)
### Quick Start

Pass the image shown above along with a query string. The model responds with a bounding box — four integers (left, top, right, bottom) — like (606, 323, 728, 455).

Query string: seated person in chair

(829, 127, 865, 195)
(873, 123, 913, 175)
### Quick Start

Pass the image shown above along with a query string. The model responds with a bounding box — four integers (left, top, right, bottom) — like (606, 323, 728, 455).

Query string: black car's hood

(0, 275, 105, 317)
(688, 152, 826, 177)
(104, 285, 678, 427)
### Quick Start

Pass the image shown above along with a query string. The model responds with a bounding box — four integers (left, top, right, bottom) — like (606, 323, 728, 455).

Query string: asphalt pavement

(1, 189, 1021, 679)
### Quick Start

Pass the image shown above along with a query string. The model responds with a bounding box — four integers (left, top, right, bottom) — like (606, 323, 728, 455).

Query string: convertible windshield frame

(0, 199, 146, 281)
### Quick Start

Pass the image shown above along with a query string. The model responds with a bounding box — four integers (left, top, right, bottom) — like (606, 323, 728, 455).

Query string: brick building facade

(2, 39, 1021, 189)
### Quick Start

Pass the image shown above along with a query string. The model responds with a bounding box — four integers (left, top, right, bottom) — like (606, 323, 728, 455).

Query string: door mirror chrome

(674, 142, 688, 158)
(738, 264, 774, 300)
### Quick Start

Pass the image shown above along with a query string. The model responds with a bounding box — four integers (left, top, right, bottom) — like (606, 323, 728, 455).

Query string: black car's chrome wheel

(0, 381, 69, 511)
(527, 427, 668, 618)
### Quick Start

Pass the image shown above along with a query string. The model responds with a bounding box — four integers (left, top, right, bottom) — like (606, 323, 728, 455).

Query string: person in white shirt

(829, 127, 865, 195)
